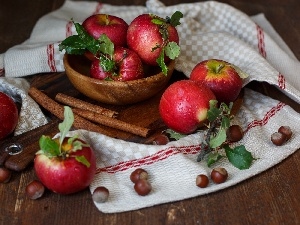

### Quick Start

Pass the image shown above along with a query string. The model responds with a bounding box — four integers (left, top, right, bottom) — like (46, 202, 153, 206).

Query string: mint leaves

(169, 11, 183, 27)
(224, 145, 255, 170)
(58, 105, 74, 150)
(197, 100, 255, 170)
(59, 20, 115, 74)
(206, 100, 232, 149)
(59, 22, 100, 55)
(37, 106, 91, 167)
(152, 11, 183, 75)
(38, 135, 60, 158)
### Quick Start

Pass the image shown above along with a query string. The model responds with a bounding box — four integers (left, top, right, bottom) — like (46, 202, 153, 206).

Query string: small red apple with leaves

(190, 59, 248, 104)
(90, 46, 144, 81)
(127, 11, 182, 75)
(34, 106, 96, 195)
(82, 14, 128, 47)
(0, 92, 19, 140)
(159, 80, 216, 134)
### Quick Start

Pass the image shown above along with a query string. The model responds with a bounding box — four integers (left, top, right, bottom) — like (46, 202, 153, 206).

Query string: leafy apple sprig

(58, 20, 116, 76)
(151, 11, 183, 75)
(36, 106, 91, 167)
(166, 100, 255, 170)
(197, 100, 255, 170)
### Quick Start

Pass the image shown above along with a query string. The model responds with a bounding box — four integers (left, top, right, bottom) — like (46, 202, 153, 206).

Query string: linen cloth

(0, 0, 300, 213)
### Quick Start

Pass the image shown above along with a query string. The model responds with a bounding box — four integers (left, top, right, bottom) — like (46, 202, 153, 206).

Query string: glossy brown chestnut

(211, 168, 228, 184)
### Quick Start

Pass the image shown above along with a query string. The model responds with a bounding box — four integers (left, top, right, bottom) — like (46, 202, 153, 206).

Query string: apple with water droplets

(82, 14, 128, 47)
(190, 59, 247, 104)
(90, 46, 144, 81)
(159, 80, 216, 134)
(127, 12, 182, 71)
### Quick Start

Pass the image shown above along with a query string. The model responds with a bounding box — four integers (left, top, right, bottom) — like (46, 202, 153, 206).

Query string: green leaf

(224, 144, 255, 170)
(74, 22, 93, 43)
(97, 34, 114, 56)
(207, 152, 223, 167)
(219, 102, 233, 116)
(151, 17, 165, 25)
(209, 128, 226, 148)
(165, 42, 180, 60)
(220, 116, 230, 130)
(99, 55, 115, 72)
(74, 22, 115, 56)
(59, 21, 102, 56)
(67, 135, 78, 145)
(73, 22, 101, 55)
(165, 129, 186, 140)
(156, 48, 168, 76)
(169, 11, 183, 27)
(59, 35, 87, 55)
(59, 106, 74, 149)
(66, 135, 87, 152)
(75, 155, 91, 168)
(38, 135, 60, 157)
(72, 139, 89, 152)
(207, 100, 220, 122)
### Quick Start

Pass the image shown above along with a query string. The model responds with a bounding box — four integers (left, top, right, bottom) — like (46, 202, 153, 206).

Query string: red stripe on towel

(47, 44, 57, 72)
(256, 24, 266, 58)
(97, 145, 201, 174)
(93, 2, 103, 14)
(66, 20, 73, 37)
(0, 68, 4, 76)
(278, 73, 286, 90)
(245, 102, 286, 131)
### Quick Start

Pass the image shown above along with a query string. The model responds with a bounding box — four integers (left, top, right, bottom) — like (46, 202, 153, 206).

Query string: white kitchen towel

(0, 0, 299, 213)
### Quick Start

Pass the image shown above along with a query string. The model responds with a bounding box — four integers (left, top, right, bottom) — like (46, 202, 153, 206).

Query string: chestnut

(134, 179, 152, 196)
(226, 125, 244, 142)
(271, 132, 287, 146)
(278, 126, 292, 141)
(92, 186, 109, 203)
(196, 174, 209, 188)
(130, 168, 148, 183)
(152, 134, 169, 145)
(211, 168, 228, 184)
(25, 180, 45, 200)
(0, 167, 12, 183)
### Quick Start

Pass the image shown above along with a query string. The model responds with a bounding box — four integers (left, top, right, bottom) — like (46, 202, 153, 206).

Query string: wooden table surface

(1, 0, 299, 224)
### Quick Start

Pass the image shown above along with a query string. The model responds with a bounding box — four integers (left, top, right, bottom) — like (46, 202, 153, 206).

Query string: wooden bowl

(63, 54, 175, 105)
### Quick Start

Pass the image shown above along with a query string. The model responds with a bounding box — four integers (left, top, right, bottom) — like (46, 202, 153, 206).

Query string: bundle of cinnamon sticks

(28, 87, 150, 138)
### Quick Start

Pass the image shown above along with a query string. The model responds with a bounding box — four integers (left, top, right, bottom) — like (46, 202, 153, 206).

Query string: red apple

(159, 80, 216, 134)
(190, 59, 245, 104)
(0, 92, 19, 140)
(82, 14, 128, 47)
(127, 13, 180, 66)
(90, 59, 110, 80)
(90, 46, 144, 81)
(34, 137, 96, 195)
(34, 106, 96, 195)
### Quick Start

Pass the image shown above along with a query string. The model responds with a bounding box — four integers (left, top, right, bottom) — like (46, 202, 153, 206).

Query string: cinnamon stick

(28, 87, 115, 137)
(55, 93, 118, 118)
(72, 108, 150, 138)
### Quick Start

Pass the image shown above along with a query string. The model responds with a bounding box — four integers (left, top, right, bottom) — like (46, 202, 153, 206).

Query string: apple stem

(215, 64, 225, 74)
